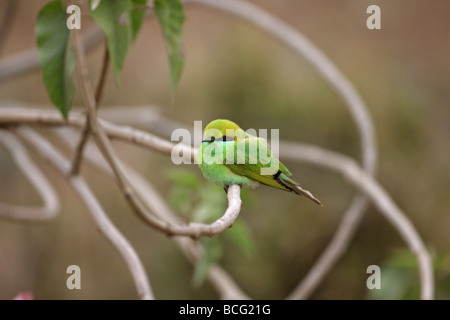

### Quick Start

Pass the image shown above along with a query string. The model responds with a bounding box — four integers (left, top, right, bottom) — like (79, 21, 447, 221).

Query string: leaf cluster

(36, 0, 185, 118)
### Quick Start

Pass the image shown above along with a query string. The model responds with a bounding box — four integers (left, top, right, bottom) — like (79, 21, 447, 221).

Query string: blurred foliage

(167, 168, 256, 286)
(367, 249, 450, 300)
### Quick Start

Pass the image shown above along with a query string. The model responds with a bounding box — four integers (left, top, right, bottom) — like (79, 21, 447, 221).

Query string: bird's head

(202, 119, 245, 143)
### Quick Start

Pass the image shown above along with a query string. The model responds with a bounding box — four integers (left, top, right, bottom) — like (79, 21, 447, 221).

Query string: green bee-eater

(197, 119, 322, 206)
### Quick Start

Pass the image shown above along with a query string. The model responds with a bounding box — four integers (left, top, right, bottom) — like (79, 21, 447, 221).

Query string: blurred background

(0, 0, 449, 299)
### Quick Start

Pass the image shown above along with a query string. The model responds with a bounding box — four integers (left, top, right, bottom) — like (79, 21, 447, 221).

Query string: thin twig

(69, 41, 110, 176)
(68, 118, 90, 175)
(12, 126, 154, 300)
(94, 43, 110, 106)
(0, 130, 59, 221)
(0, 106, 192, 161)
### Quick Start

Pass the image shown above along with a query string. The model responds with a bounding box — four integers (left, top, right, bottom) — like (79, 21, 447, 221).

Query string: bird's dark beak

(202, 136, 214, 143)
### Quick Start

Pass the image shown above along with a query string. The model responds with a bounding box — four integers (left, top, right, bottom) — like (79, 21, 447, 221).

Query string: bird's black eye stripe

(273, 170, 282, 180)
(222, 136, 234, 141)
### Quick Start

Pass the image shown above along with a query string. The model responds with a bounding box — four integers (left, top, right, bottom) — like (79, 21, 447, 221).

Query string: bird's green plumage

(197, 119, 322, 205)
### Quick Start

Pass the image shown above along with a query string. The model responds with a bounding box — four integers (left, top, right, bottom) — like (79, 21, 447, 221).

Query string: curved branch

(124, 174, 246, 298)
(0, 107, 191, 159)
(279, 142, 433, 300)
(55, 126, 249, 299)
(11, 126, 154, 300)
(0, 130, 59, 221)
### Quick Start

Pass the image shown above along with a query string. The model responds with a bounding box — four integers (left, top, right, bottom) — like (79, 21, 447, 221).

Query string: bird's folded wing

(225, 136, 291, 190)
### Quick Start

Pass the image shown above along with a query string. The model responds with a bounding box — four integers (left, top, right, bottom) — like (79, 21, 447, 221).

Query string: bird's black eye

(222, 136, 234, 141)
(210, 137, 215, 142)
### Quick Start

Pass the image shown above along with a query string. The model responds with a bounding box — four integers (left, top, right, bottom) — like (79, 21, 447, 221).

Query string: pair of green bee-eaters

(197, 119, 322, 206)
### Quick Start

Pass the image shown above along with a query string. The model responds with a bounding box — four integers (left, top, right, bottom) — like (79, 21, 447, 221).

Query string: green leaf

(154, 0, 185, 90)
(90, 0, 133, 83)
(130, 0, 147, 41)
(35, 0, 75, 119)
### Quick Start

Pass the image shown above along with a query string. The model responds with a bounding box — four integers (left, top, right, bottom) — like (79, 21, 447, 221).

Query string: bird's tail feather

(279, 174, 323, 206)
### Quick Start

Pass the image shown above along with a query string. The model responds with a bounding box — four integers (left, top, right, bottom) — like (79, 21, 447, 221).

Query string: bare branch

(0, 106, 191, 160)
(12, 126, 154, 300)
(69, 117, 91, 175)
(0, 130, 59, 221)
(55, 126, 250, 299)
(124, 174, 247, 299)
